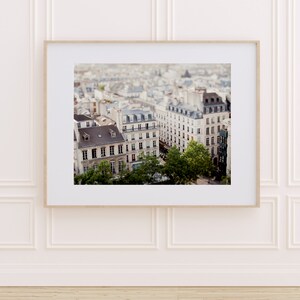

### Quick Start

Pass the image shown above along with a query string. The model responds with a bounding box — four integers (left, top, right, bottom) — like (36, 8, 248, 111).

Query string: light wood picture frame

(45, 41, 260, 207)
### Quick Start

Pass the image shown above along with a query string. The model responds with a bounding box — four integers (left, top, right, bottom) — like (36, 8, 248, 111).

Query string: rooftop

(78, 125, 125, 148)
(203, 92, 225, 106)
(74, 114, 92, 122)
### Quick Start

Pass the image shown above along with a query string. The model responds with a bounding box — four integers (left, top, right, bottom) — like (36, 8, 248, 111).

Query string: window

(191, 128, 194, 134)
(118, 160, 123, 172)
(92, 148, 97, 159)
(109, 146, 114, 156)
(131, 143, 136, 151)
(211, 126, 215, 134)
(146, 132, 150, 138)
(139, 142, 143, 149)
(211, 147, 215, 156)
(131, 134, 135, 140)
(118, 144, 123, 154)
(220, 106, 223, 112)
(83, 166, 88, 172)
(123, 125, 127, 131)
(206, 118, 209, 125)
(145, 123, 149, 129)
(218, 116, 220, 122)
(132, 154, 136, 162)
(197, 128, 200, 134)
(153, 141, 156, 147)
(211, 136, 215, 144)
(206, 138, 209, 146)
(218, 125, 220, 132)
(82, 150, 87, 160)
(183, 133, 185, 138)
(217, 136, 221, 144)
(187, 126, 189, 132)
(187, 135, 189, 141)
(152, 151, 156, 156)
(139, 133, 142, 139)
(101, 147, 106, 157)
(131, 125, 134, 131)
(153, 132, 156, 137)
(183, 125, 185, 130)
(126, 145, 129, 152)
(110, 161, 115, 174)
(86, 121, 90, 127)
(78, 122, 81, 128)
(138, 124, 141, 130)
(214, 106, 218, 112)
(206, 127, 209, 135)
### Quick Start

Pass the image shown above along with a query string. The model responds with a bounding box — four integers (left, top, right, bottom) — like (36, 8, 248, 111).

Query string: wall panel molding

(46, 208, 158, 249)
(0, 0, 36, 187)
(169, 0, 279, 186)
(0, 197, 35, 249)
(288, 196, 300, 248)
(167, 198, 278, 249)
(287, 0, 300, 186)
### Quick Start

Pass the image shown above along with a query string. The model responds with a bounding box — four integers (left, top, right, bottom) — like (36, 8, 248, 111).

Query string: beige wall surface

(0, 0, 300, 286)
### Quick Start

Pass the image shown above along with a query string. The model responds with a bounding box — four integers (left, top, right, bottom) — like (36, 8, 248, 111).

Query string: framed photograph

(45, 41, 259, 206)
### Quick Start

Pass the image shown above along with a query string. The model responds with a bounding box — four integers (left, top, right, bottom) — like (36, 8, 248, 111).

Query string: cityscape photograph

(73, 63, 231, 185)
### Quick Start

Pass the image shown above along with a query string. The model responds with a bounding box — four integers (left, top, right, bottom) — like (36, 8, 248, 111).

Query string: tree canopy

(74, 141, 215, 185)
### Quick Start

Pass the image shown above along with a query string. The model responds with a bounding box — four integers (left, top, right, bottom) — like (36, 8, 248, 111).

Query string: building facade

(111, 107, 159, 170)
(74, 122, 126, 175)
(156, 88, 230, 164)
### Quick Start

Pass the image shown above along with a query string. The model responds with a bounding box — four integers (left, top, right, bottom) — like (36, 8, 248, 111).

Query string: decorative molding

(46, 208, 159, 249)
(2, 264, 300, 285)
(0, 0, 36, 187)
(287, 196, 300, 248)
(0, 197, 35, 249)
(260, 0, 279, 187)
(167, 198, 278, 249)
(151, 0, 157, 40)
(168, 0, 279, 186)
(287, 0, 299, 186)
(167, 0, 174, 40)
(46, 0, 53, 40)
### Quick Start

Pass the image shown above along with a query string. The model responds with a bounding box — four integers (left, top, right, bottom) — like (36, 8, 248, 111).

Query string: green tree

(74, 161, 113, 185)
(182, 140, 215, 181)
(163, 146, 190, 184)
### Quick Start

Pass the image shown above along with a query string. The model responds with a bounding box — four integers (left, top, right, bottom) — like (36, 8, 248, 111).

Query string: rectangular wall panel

(171, 0, 278, 186)
(288, 0, 300, 186)
(48, 0, 154, 40)
(168, 198, 277, 248)
(47, 207, 157, 248)
(0, 0, 34, 185)
(0, 198, 34, 248)
(288, 197, 300, 248)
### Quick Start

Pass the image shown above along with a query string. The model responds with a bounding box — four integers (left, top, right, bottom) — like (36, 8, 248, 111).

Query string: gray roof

(78, 125, 125, 148)
(203, 92, 225, 106)
(74, 114, 92, 122)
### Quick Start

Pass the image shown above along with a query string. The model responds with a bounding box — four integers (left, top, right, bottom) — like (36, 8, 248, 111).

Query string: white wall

(0, 0, 300, 286)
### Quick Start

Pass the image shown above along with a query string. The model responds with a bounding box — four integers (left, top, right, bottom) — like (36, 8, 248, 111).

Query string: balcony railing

(123, 125, 158, 132)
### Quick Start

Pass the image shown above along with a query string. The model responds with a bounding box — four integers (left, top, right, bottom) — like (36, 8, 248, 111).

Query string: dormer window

(82, 133, 90, 141)
(205, 99, 208, 103)
(109, 129, 116, 137)
(86, 121, 90, 127)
